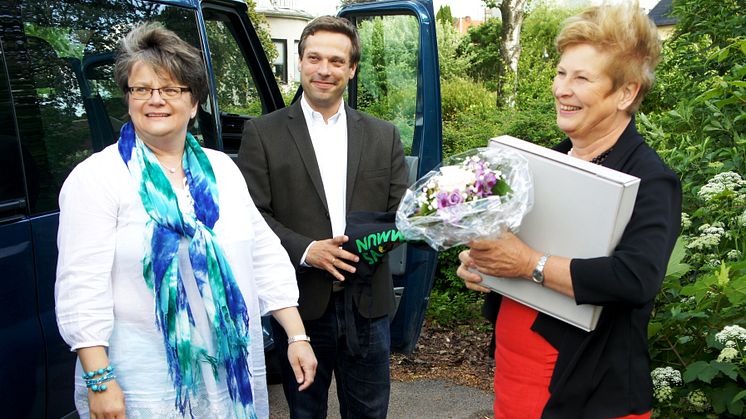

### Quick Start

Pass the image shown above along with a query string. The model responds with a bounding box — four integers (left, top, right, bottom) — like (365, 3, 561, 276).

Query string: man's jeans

(271, 291, 391, 419)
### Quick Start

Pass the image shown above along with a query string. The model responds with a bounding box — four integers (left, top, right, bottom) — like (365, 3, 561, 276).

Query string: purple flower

(471, 172, 495, 197)
(447, 190, 464, 206)
(482, 172, 497, 191)
(436, 192, 450, 209)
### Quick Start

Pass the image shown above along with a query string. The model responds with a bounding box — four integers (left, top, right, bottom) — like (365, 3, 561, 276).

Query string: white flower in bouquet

(436, 165, 475, 192)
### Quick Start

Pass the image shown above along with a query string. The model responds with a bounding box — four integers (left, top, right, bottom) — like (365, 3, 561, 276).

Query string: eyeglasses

(127, 86, 191, 100)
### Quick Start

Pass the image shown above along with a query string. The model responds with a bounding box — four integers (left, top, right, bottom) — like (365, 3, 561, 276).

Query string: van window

(0, 48, 27, 208)
(2, 0, 213, 214)
(354, 15, 419, 155)
(204, 17, 264, 117)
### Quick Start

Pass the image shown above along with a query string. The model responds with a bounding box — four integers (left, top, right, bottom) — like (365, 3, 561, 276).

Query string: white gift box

(478, 135, 640, 331)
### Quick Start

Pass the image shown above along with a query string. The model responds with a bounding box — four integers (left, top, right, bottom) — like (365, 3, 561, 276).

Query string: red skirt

(493, 297, 650, 419)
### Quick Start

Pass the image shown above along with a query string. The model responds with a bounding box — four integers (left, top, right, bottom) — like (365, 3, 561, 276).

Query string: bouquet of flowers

(395, 146, 533, 251)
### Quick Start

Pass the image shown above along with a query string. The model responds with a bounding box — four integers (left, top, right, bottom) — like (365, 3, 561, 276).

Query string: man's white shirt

(299, 94, 348, 265)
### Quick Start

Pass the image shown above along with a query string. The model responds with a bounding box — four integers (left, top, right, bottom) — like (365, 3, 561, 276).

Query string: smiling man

(237, 16, 408, 419)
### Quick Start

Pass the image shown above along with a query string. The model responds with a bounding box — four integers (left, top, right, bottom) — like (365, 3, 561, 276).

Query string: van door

(0, 35, 48, 418)
(0, 0, 285, 416)
(200, 2, 286, 156)
(339, 0, 443, 354)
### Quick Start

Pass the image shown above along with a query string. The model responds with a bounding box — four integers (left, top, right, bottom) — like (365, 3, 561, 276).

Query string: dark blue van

(0, 0, 441, 417)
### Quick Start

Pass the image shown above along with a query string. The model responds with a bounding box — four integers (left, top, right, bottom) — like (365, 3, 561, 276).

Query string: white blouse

(55, 144, 298, 418)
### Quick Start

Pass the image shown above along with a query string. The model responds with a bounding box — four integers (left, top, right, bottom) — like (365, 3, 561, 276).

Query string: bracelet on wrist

(82, 365, 114, 379)
(287, 334, 311, 345)
(85, 372, 116, 392)
(82, 365, 116, 392)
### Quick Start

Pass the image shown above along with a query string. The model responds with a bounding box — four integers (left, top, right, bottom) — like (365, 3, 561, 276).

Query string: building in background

(256, 0, 313, 86)
(454, 15, 484, 34)
(648, 0, 677, 39)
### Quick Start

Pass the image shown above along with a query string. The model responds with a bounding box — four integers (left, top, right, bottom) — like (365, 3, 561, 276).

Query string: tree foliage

(460, 19, 502, 88)
(483, 0, 528, 108)
(245, 0, 276, 64)
(355, 15, 419, 151)
(638, 0, 746, 416)
(436, 5, 454, 26)
(436, 16, 476, 81)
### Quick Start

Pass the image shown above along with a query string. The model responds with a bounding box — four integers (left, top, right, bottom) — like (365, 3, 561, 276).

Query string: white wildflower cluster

(686, 390, 710, 413)
(651, 366, 682, 403)
(681, 212, 692, 230)
(705, 256, 722, 268)
(715, 324, 746, 344)
(698, 171, 746, 201)
(739, 209, 746, 227)
(686, 222, 725, 250)
(726, 249, 742, 260)
(680, 296, 696, 305)
(717, 347, 740, 362)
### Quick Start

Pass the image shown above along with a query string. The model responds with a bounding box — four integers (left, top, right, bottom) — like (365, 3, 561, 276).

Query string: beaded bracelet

(82, 365, 116, 392)
(85, 372, 116, 392)
(82, 365, 114, 379)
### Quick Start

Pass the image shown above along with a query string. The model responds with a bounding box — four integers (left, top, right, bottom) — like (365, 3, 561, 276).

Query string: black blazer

(484, 119, 682, 418)
(237, 101, 408, 320)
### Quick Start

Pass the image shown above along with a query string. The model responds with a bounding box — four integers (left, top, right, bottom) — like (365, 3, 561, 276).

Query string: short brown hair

(114, 22, 207, 106)
(555, 1, 660, 114)
(298, 16, 361, 66)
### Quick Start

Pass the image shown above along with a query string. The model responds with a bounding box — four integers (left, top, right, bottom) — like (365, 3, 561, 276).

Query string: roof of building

(648, 0, 678, 26)
(258, 7, 313, 20)
(256, 0, 313, 21)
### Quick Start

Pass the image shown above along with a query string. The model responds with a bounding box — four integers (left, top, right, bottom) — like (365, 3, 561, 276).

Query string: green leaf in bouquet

(492, 178, 512, 196)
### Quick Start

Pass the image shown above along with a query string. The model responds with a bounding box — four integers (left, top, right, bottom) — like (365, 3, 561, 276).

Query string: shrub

(426, 246, 485, 326)
(440, 77, 495, 123)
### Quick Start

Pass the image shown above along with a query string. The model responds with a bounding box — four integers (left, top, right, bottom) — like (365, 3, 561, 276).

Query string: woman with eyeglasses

(55, 23, 316, 419)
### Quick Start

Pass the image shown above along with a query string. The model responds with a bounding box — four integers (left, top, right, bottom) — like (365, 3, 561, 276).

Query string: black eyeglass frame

(127, 86, 192, 100)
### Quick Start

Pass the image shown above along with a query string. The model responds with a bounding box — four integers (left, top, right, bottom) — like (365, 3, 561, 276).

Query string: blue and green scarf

(118, 122, 257, 419)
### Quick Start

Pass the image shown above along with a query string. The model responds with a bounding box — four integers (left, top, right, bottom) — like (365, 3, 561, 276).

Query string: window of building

(272, 39, 287, 84)
(293, 40, 300, 83)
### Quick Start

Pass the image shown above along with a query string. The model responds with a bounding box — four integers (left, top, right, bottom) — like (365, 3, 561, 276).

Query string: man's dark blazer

(237, 100, 408, 320)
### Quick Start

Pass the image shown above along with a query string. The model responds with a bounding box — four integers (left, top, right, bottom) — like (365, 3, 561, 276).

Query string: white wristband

(287, 334, 311, 345)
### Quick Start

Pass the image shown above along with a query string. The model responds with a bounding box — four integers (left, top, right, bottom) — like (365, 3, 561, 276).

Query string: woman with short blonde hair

(459, 2, 681, 417)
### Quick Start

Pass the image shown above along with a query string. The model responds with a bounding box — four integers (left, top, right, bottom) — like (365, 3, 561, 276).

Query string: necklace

(589, 147, 614, 165)
(568, 147, 614, 165)
(159, 160, 182, 174)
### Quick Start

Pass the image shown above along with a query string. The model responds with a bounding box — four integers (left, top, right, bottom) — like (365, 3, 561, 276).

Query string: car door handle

(0, 198, 27, 224)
